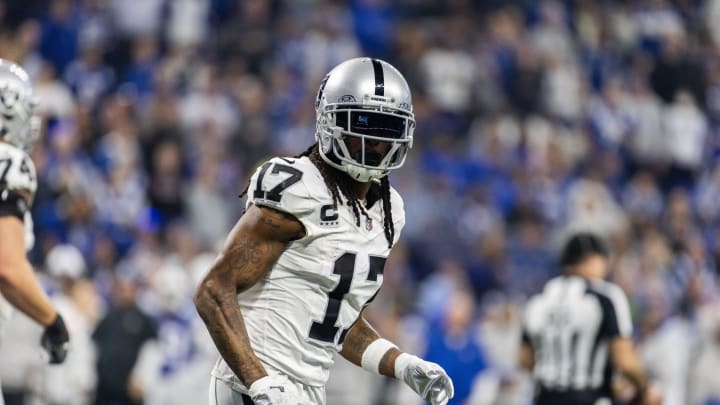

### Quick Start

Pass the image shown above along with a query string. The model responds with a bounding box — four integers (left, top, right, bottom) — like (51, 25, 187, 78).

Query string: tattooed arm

(194, 204, 305, 387)
(339, 313, 401, 378)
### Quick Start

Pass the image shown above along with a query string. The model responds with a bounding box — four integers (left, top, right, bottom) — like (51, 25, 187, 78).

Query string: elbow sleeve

(0, 190, 28, 220)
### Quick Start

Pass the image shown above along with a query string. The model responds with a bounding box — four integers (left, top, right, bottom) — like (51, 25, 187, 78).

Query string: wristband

(360, 338, 397, 374)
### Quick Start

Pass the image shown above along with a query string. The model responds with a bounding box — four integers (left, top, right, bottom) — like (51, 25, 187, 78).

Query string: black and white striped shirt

(522, 276, 633, 396)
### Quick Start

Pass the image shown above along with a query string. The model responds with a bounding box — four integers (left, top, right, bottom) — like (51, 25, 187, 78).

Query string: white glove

(248, 374, 299, 405)
(395, 353, 454, 405)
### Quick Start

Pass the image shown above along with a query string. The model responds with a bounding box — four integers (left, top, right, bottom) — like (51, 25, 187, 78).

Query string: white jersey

(0, 142, 38, 341)
(212, 156, 405, 388)
(0, 142, 37, 250)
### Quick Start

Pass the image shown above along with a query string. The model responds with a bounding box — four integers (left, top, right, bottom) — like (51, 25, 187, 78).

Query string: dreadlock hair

(240, 143, 396, 248)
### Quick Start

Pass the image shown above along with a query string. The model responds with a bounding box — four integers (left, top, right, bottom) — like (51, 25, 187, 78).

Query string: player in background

(195, 58, 454, 405)
(520, 232, 662, 405)
(131, 261, 217, 405)
(31, 244, 99, 405)
(0, 59, 70, 402)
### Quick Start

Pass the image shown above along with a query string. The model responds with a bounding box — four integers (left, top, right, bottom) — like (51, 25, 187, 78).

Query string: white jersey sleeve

(0, 142, 37, 199)
(389, 186, 405, 245)
(0, 142, 37, 250)
(245, 156, 321, 239)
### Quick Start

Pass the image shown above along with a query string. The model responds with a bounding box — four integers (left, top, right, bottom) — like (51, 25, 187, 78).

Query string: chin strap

(342, 161, 387, 182)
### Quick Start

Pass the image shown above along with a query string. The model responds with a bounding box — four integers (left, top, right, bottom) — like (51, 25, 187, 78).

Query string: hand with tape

(396, 353, 454, 405)
(248, 374, 299, 405)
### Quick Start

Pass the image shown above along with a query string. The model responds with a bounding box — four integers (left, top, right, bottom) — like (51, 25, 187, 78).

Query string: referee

(519, 232, 661, 405)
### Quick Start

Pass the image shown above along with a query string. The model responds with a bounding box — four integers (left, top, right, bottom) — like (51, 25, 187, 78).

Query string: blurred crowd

(0, 0, 720, 404)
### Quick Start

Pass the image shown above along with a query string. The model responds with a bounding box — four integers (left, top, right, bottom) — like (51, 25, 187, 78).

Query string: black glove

(41, 314, 69, 364)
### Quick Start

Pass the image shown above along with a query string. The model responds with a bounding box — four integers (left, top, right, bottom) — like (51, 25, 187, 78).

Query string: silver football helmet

(0, 59, 41, 150)
(315, 58, 415, 182)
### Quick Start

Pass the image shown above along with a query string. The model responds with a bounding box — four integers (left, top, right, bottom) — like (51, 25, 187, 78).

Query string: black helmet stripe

(371, 59, 385, 96)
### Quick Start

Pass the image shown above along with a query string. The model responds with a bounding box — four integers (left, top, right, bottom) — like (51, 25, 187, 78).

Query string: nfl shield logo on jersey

(365, 217, 373, 231)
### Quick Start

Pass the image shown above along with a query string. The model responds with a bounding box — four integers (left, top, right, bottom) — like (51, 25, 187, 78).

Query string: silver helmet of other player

(315, 57, 415, 182)
(0, 59, 41, 150)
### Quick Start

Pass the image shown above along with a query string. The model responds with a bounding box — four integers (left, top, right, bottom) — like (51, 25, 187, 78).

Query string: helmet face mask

(0, 59, 41, 150)
(315, 58, 415, 182)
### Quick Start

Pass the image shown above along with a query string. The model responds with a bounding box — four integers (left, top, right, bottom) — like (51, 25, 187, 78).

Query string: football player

(0, 59, 70, 394)
(195, 58, 454, 405)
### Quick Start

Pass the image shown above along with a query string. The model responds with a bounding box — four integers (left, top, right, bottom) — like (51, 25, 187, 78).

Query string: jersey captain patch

(319, 204, 339, 226)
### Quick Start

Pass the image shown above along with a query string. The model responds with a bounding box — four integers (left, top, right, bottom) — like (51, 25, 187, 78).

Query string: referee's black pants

(536, 387, 615, 405)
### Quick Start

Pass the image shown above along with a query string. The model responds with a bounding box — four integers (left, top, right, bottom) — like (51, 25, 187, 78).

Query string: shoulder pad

(246, 156, 326, 217)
